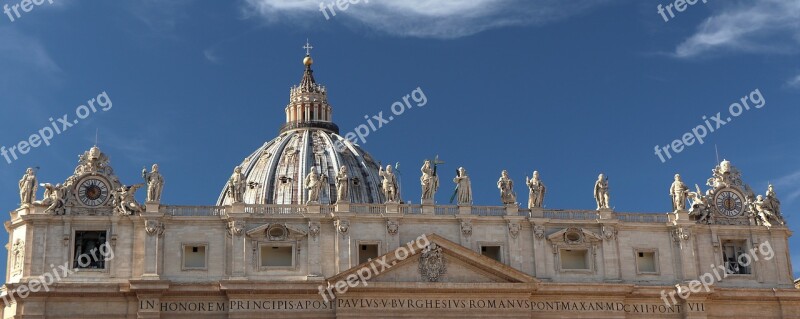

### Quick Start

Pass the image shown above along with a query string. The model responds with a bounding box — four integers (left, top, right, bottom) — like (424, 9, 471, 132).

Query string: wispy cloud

(203, 49, 220, 63)
(772, 170, 800, 204)
(675, 0, 800, 58)
(787, 74, 800, 88)
(240, 0, 608, 39)
(0, 27, 60, 74)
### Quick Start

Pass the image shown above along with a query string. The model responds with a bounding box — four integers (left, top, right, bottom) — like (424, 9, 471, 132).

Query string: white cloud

(675, 0, 800, 58)
(240, 0, 607, 38)
(787, 74, 800, 88)
(772, 170, 800, 204)
(203, 49, 219, 63)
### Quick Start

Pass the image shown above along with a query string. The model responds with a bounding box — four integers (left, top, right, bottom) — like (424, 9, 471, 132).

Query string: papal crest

(418, 243, 446, 282)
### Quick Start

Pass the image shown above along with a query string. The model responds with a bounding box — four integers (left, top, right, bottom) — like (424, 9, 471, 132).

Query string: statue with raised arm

(497, 170, 516, 205)
(670, 174, 689, 211)
(594, 174, 610, 210)
(39, 183, 66, 215)
(336, 166, 349, 203)
(453, 167, 472, 205)
(19, 168, 37, 207)
(142, 164, 164, 202)
(526, 170, 546, 209)
(227, 166, 247, 204)
(753, 195, 782, 228)
(305, 168, 327, 204)
(764, 184, 782, 219)
(379, 164, 400, 202)
(113, 184, 144, 215)
(420, 160, 439, 202)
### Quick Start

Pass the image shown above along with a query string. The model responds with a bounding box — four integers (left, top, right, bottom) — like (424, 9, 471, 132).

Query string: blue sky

(1, 0, 799, 278)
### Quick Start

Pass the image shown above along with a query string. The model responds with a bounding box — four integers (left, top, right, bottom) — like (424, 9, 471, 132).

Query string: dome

(217, 48, 386, 205)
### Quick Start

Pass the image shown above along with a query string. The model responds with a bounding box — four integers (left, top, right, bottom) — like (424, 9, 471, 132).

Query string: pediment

(328, 234, 535, 285)
(547, 227, 602, 244)
(246, 222, 307, 241)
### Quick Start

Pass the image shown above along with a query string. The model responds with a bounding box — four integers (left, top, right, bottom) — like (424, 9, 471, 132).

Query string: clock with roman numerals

(77, 177, 110, 207)
(713, 188, 744, 217)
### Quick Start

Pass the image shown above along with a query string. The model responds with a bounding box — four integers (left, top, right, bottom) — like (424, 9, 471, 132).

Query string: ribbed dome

(217, 46, 386, 205)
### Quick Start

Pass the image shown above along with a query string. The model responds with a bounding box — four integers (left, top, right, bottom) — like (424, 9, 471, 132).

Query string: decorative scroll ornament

(145, 220, 164, 237)
(533, 225, 545, 239)
(11, 239, 24, 275)
(672, 227, 691, 242)
(308, 221, 320, 241)
(602, 225, 617, 241)
(418, 243, 446, 282)
(461, 220, 473, 237)
(387, 220, 399, 236)
(508, 222, 520, 239)
(336, 220, 350, 238)
(227, 220, 245, 237)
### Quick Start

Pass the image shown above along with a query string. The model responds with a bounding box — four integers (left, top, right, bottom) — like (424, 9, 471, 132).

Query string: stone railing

(18, 203, 670, 224)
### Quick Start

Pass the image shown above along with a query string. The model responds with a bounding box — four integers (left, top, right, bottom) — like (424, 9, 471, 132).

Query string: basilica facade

(3, 51, 799, 318)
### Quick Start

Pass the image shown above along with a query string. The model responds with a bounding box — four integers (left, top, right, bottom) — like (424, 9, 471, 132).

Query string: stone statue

(379, 164, 400, 202)
(764, 184, 782, 218)
(142, 164, 164, 202)
(112, 184, 144, 215)
(670, 174, 689, 211)
(526, 171, 546, 209)
(497, 170, 516, 205)
(420, 160, 439, 202)
(688, 184, 711, 224)
(227, 166, 247, 204)
(753, 195, 783, 228)
(594, 174, 610, 210)
(39, 183, 66, 215)
(305, 168, 327, 204)
(18, 168, 37, 207)
(335, 166, 349, 203)
(453, 167, 472, 205)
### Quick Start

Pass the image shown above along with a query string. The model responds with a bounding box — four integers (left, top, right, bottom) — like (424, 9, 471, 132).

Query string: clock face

(714, 190, 744, 217)
(77, 178, 110, 207)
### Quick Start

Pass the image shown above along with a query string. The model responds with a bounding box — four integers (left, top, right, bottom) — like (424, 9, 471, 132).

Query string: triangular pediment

(328, 234, 535, 285)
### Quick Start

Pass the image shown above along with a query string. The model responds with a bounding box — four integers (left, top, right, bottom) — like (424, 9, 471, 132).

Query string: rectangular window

(722, 240, 751, 275)
(560, 249, 589, 270)
(72, 231, 108, 269)
(481, 245, 502, 262)
(636, 250, 658, 274)
(261, 244, 294, 267)
(182, 244, 207, 270)
(358, 244, 379, 264)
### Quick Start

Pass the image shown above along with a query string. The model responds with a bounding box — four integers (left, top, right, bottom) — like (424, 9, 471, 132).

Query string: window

(722, 240, 751, 275)
(73, 231, 108, 269)
(635, 250, 658, 274)
(260, 244, 294, 267)
(560, 249, 589, 270)
(481, 245, 502, 262)
(182, 244, 207, 270)
(358, 244, 379, 264)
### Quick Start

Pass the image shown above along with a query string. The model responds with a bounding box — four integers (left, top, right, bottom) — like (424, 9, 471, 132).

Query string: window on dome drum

(260, 244, 295, 268)
(635, 249, 658, 274)
(722, 240, 751, 275)
(72, 231, 108, 270)
(182, 244, 207, 270)
(560, 249, 589, 270)
(358, 243, 380, 264)
(480, 245, 503, 262)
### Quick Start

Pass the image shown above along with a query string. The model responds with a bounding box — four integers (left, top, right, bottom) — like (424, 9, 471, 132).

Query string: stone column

(385, 219, 400, 251)
(504, 218, 524, 269)
(458, 218, 472, 249)
(334, 218, 351, 273)
(672, 222, 699, 281)
(600, 223, 621, 282)
(141, 213, 164, 279)
(227, 204, 247, 279)
(307, 219, 323, 279)
(530, 219, 549, 280)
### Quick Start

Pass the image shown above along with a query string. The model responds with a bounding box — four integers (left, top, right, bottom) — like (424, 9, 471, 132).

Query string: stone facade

(3, 51, 799, 318)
